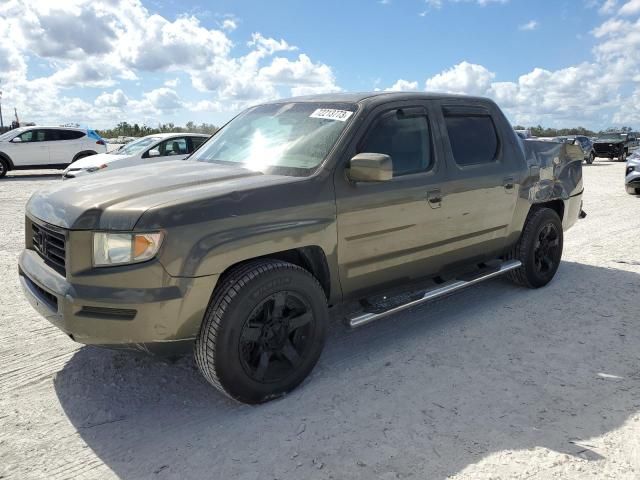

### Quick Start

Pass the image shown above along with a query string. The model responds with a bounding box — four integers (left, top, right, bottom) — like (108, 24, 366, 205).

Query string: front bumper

(19, 249, 217, 354)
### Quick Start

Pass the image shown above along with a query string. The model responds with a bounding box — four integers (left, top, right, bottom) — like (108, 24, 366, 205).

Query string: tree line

(513, 125, 636, 137)
(95, 121, 637, 140)
(95, 121, 219, 138)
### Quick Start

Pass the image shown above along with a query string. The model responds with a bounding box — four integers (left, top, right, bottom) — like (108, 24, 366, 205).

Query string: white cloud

(95, 89, 129, 108)
(221, 18, 237, 32)
(620, 0, 640, 15)
(599, 0, 618, 14)
(519, 20, 539, 31)
(385, 79, 419, 91)
(425, 61, 495, 95)
(423, 0, 508, 11)
(0, 0, 343, 126)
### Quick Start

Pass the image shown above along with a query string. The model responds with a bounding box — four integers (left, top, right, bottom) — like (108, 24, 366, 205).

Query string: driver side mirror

(11, 137, 22, 143)
(148, 149, 160, 158)
(347, 153, 393, 182)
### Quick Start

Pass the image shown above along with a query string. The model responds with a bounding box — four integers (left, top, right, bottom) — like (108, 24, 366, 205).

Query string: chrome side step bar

(347, 260, 522, 328)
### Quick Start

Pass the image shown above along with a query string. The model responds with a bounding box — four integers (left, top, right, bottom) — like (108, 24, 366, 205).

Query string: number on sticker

(309, 109, 354, 122)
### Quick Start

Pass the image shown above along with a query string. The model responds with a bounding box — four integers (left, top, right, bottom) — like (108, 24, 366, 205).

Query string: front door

(14, 129, 50, 166)
(334, 103, 450, 299)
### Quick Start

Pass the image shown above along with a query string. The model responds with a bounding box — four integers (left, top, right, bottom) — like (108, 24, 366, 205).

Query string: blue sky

(1, 0, 639, 129)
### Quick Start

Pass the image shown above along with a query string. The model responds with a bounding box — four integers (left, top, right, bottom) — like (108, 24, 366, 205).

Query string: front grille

(593, 143, 620, 155)
(32, 222, 67, 276)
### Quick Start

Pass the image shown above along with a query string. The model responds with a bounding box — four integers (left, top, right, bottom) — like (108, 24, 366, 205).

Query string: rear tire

(506, 207, 563, 289)
(195, 259, 328, 404)
(619, 151, 627, 162)
(0, 158, 7, 178)
(587, 152, 595, 164)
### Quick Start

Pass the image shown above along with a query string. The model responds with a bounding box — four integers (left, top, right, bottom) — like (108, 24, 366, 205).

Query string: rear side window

(57, 130, 86, 140)
(359, 109, 432, 177)
(444, 114, 499, 166)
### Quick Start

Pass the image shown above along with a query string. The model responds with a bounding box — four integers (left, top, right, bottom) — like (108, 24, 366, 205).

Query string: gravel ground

(1, 161, 639, 480)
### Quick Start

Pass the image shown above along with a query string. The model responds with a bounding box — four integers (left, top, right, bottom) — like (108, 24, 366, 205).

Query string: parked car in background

(0, 126, 107, 178)
(555, 136, 596, 164)
(19, 92, 585, 404)
(62, 133, 210, 179)
(625, 152, 640, 195)
(593, 132, 640, 162)
(515, 129, 532, 139)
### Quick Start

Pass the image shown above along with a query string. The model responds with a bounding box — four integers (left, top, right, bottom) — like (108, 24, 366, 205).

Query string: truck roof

(262, 91, 492, 105)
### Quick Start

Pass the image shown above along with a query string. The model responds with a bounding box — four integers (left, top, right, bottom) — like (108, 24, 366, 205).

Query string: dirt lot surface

(1, 161, 639, 480)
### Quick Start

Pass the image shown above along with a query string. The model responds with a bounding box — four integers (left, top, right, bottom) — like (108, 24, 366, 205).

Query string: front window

(112, 137, 161, 155)
(157, 137, 188, 156)
(191, 102, 357, 176)
(19, 130, 45, 142)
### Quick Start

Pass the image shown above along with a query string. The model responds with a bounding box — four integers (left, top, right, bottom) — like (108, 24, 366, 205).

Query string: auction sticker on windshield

(309, 109, 354, 122)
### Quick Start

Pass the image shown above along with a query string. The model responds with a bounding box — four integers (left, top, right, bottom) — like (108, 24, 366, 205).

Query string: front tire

(195, 259, 328, 404)
(0, 158, 8, 178)
(619, 151, 627, 162)
(507, 208, 563, 289)
(587, 152, 595, 164)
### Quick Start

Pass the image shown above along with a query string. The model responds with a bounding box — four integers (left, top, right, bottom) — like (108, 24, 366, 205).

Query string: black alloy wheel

(533, 223, 561, 276)
(239, 291, 314, 383)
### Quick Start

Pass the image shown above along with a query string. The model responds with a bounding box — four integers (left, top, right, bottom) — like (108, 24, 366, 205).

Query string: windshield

(191, 102, 357, 176)
(0, 129, 20, 141)
(597, 133, 626, 140)
(111, 137, 160, 155)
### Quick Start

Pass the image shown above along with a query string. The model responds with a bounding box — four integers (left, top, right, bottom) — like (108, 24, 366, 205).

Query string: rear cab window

(442, 106, 500, 166)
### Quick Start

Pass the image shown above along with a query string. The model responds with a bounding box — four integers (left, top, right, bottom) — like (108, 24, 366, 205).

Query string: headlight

(628, 166, 636, 175)
(93, 232, 164, 267)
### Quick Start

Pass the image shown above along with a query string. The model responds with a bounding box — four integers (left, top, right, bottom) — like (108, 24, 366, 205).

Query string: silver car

(626, 152, 640, 195)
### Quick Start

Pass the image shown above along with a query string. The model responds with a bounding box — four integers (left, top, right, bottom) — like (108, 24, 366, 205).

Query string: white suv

(0, 126, 107, 178)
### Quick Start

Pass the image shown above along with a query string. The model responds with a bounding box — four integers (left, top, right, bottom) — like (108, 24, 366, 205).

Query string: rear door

(432, 102, 520, 265)
(48, 129, 86, 164)
(334, 102, 451, 299)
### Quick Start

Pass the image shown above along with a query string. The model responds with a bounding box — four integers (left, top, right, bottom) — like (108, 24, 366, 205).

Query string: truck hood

(27, 160, 292, 230)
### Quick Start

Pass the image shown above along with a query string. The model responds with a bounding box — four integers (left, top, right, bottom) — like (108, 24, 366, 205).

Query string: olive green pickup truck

(19, 92, 585, 404)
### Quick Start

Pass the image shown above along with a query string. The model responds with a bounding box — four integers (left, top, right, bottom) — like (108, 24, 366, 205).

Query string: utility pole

(14, 107, 19, 127)
(0, 90, 3, 129)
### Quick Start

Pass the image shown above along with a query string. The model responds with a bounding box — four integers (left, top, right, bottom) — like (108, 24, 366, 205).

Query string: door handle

(427, 189, 442, 209)
(503, 177, 515, 193)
